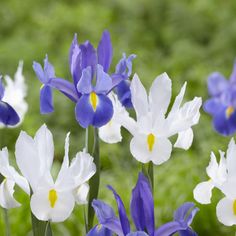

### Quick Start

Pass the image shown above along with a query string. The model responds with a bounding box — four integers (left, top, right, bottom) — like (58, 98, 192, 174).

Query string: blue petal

(87, 225, 113, 236)
(154, 221, 185, 236)
(179, 228, 198, 236)
(131, 173, 155, 236)
(203, 98, 222, 115)
(69, 34, 80, 70)
(33, 61, 47, 83)
(77, 66, 93, 94)
(94, 65, 113, 94)
(0, 101, 20, 126)
(92, 200, 123, 235)
(207, 72, 228, 96)
(44, 55, 55, 78)
(213, 106, 236, 136)
(40, 85, 54, 114)
(108, 185, 130, 235)
(116, 80, 133, 108)
(174, 202, 195, 223)
(0, 77, 5, 100)
(185, 207, 199, 226)
(97, 30, 113, 73)
(127, 232, 149, 236)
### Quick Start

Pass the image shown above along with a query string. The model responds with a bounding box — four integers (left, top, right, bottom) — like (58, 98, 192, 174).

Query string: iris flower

(204, 61, 236, 135)
(33, 31, 135, 128)
(87, 173, 198, 236)
(0, 124, 96, 222)
(120, 73, 202, 165)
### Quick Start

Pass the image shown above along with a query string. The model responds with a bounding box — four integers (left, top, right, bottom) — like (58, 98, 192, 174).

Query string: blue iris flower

(87, 173, 198, 236)
(33, 31, 135, 128)
(0, 76, 20, 126)
(204, 61, 236, 136)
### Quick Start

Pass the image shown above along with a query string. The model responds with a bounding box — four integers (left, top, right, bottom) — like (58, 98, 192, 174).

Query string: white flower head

(121, 73, 202, 165)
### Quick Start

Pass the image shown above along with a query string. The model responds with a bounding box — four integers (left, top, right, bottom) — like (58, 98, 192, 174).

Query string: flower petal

(87, 225, 113, 236)
(127, 232, 149, 236)
(115, 80, 133, 108)
(154, 221, 184, 236)
(193, 180, 214, 204)
(207, 72, 228, 96)
(76, 66, 93, 94)
(97, 30, 113, 73)
(33, 61, 47, 83)
(203, 97, 223, 115)
(0, 101, 20, 126)
(44, 55, 55, 78)
(0, 77, 4, 100)
(226, 138, 236, 178)
(174, 128, 193, 150)
(40, 85, 54, 114)
(230, 61, 236, 83)
(74, 183, 89, 204)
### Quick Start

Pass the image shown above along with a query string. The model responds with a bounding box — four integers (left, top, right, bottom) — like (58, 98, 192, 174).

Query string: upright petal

(108, 185, 130, 235)
(40, 85, 54, 114)
(44, 55, 55, 78)
(174, 202, 195, 223)
(76, 66, 93, 94)
(33, 61, 47, 83)
(207, 72, 228, 96)
(130, 74, 148, 121)
(97, 30, 113, 73)
(226, 138, 236, 178)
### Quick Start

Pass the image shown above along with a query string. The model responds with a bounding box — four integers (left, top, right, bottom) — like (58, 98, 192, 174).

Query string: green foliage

(0, 0, 236, 235)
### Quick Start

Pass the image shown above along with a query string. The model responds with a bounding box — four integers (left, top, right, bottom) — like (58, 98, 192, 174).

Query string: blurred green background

(0, 0, 236, 235)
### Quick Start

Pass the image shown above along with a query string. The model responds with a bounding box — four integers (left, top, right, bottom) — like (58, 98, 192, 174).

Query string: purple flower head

(204, 61, 236, 136)
(0, 76, 20, 126)
(155, 202, 199, 236)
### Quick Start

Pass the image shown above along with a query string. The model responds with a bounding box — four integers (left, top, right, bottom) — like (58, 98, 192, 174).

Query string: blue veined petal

(33, 61, 47, 83)
(213, 105, 236, 136)
(108, 185, 130, 235)
(40, 85, 54, 114)
(92, 200, 123, 235)
(207, 72, 228, 96)
(97, 30, 113, 73)
(131, 173, 155, 236)
(0, 101, 20, 126)
(77, 66, 93, 94)
(127, 232, 149, 236)
(0, 77, 5, 100)
(154, 221, 185, 236)
(87, 225, 113, 236)
(44, 55, 55, 78)
(116, 80, 133, 108)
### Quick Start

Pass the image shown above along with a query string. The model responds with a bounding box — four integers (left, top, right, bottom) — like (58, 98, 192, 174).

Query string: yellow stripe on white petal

(147, 133, 155, 152)
(90, 92, 98, 111)
(48, 189, 57, 208)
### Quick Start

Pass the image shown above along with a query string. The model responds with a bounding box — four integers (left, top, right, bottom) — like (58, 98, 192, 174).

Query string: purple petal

(179, 228, 198, 236)
(44, 55, 55, 78)
(69, 34, 80, 69)
(0, 77, 5, 100)
(77, 66, 93, 94)
(0, 101, 20, 126)
(40, 85, 54, 114)
(97, 30, 113, 73)
(49, 78, 79, 102)
(87, 225, 113, 236)
(115, 80, 133, 108)
(185, 207, 199, 226)
(207, 72, 228, 96)
(33, 61, 47, 83)
(94, 65, 113, 94)
(154, 221, 185, 236)
(230, 60, 236, 84)
(174, 202, 195, 223)
(108, 185, 130, 235)
(92, 200, 123, 235)
(203, 98, 223, 115)
(127, 232, 149, 236)
(131, 173, 155, 236)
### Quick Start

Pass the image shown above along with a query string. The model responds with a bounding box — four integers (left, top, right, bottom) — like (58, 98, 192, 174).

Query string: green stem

(44, 221, 52, 236)
(87, 126, 100, 230)
(3, 208, 10, 236)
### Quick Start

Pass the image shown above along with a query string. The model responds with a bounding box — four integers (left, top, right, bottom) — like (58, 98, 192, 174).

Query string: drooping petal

(0, 179, 21, 209)
(149, 72, 172, 118)
(76, 66, 93, 94)
(174, 128, 193, 150)
(115, 80, 133, 108)
(154, 221, 185, 236)
(216, 197, 236, 226)
(30, 188, 75, 222)
(207, 72, 228, 96)
(74, 183, 89, 204)
(92, 199, 123, 236)
(97, 30, 113, 73)
(174, 202, 195, 223)
(108, 185, 130, 235)
(203, 97, 223, 115)
(130, 74, 148, 121)
(193, 180, 214, 204)
(87, 225, 113, 236)
(0, 101, 20, 126)
(40, 85, 54, 114)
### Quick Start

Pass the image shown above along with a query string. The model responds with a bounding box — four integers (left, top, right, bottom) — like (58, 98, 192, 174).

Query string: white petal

(130, 74, 148, 121)
(193, 180, 214, 204)
(130, 134, 172, 165)
(149, 72, 171, 118)
(220, 179, 236, 199)
(0, 179, 21, 209)
(118, 115, 137, 136)
(226, 138, 236, 178)
(216, 197, 236, 226)
(174, 128, 193, 150)
(30, 189, 75, 222)
(74, 183, 89, 204)
(99, 121, 122, 144)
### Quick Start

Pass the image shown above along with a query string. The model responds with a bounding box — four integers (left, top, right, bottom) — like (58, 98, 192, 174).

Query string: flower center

(48, 189, 57, 208)
(226, 106, 234, 118)
(233, 200, 236, 215)
(147, 133, 155, 152)
(90, 92, 98, 111)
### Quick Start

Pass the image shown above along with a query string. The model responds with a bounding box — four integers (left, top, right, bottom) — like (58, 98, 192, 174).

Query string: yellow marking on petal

(226, 106, 234, 118)
(48, 189, 57, 208)
(40, 84, 45, 90)
(96, 224, 102, 231)
(90, 92, 98, 111)
(147, 133, 155, 152)
(233, 200, 236, 215)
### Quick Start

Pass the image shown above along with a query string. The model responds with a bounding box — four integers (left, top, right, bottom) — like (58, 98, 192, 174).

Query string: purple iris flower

(34, 31, 135, 128)
(155, 202, 199, 236)
(0, 76, 20, 126)
(87, 173, 198, 236)
(204, 61, 236, 136)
